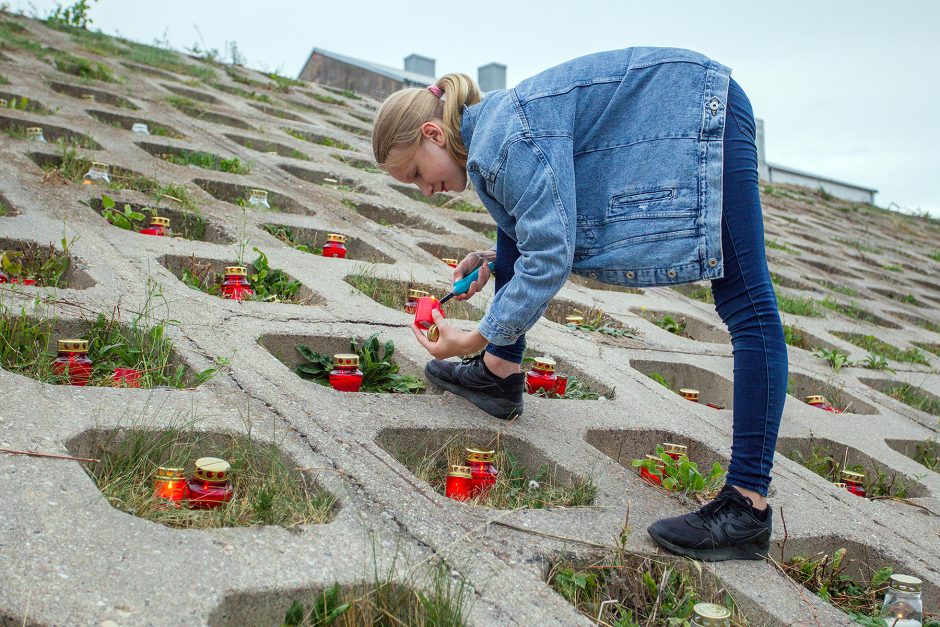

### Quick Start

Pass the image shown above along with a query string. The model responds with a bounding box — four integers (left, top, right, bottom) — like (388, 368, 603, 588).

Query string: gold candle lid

(447, 464, 472, 479)
(832, 482, 846, 488)
(26, 126, 43, 136)
(465, 448, 495, 463)
(57, 339, 89, 353)
(81, 93, 95, 102)
(805, 395, 827, 404)
(333, 353, 359, 367)
(224, 266, 248, 276)
(0, 99, 7, 107)
(407, 288, 430, 299)
(441, 257, 458, 265)
(645, 453, 665, 464)
(679, 388, 700, 400)
(193, 457, 230, 482)
(663, 442, 688, 455)
(888, 574, 922, 593)
(90, 161, 110, 171)
(426, 324, 440, 342)
(326, 233, 346, 243)
(841, 469, 864, 481)
(692, 602, 731, 626)
(532, 356, 556, 371)
(249, 188, 268, 197)
(150, 216, 171, 227)
(155, 466, 184, 481)
(565, 314, 584, 324)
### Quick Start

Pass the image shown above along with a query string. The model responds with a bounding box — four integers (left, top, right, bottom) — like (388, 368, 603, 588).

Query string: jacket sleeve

(477, 136, 576, 346)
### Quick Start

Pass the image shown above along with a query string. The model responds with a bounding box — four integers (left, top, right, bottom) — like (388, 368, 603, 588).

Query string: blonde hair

(372, 73, 481, 171)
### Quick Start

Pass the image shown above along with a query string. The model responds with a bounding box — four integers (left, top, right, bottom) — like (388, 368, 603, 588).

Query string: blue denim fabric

(710, 78, 787, 496)
(461, 47, 732, 347)
(482, 77, 786, 494)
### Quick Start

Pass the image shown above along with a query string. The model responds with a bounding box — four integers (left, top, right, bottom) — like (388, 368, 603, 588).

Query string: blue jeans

(485, 77, 786, 496)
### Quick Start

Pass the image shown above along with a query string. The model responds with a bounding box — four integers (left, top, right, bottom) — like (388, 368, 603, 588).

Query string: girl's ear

(420, 121, 446, 146)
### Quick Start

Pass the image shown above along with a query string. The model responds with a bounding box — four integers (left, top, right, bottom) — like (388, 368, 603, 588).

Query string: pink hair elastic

(427, 84, 443, 98)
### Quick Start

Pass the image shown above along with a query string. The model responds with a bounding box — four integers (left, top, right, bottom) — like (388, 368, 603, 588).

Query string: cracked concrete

(1, 11, 939, 627)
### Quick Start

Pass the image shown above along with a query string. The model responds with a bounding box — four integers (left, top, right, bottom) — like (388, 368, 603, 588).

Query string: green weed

(564, 306, 638, 339)
(774, 289, 824, 317)
(882, 383, 940, 416)
(813, 347, 854, 373)
(765, 238, 801, 255)
(788, 440, 910, 498)
(831, 332, 929, 365)
(671, 282, 714, 303)
(180, 249, 306, 304)
(344, 271, 482, 321)
(156, 147, 250, 174)
(631, 445, 726, 499)
(1, 237, 73, 286)
(295, 334, 424, 394)
(652, 314, 687, 336)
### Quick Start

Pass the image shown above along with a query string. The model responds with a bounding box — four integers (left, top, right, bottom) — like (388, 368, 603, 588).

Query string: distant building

(756, 118, 877, 205)
(297, 49, 506, 101)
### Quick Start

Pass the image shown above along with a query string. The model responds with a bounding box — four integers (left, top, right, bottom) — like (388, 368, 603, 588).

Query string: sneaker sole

(425, 370, 523, 420)
(648, 529, 769, 562)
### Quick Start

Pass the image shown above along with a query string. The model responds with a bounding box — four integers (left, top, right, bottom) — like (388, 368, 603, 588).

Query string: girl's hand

(412, 310, 489, 359)
(452, 249, 496, 301)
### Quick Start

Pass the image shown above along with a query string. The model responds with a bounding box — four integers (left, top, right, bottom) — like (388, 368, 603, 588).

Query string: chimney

(755, 118, 769, 181)
(478, 62, 506, 92)
(404, 54, 435, 78)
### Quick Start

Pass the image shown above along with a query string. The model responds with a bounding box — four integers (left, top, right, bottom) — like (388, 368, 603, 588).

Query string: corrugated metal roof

(767, 162, 878, 193)
(305, 47, 435, 86)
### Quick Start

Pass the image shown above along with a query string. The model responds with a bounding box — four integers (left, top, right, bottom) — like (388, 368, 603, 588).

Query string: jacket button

(708, 257, 718, 267)
(626, 271, 635, 280)
(709, 99, 720, 115)
(667, 269, 677, 279)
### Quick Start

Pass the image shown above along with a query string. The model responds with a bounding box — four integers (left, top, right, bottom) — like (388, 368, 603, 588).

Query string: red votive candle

(414, 295, 444, 330)
(841, 470, 867, 497)
(445, 464, 473, 501)
(329, 353, 363, 392)
(221, 266, 253, 301)
(52, 339, 93, 386)
(139, 216, 170, 236)
(554, 374, 569, 396)
(680, 388, 700, 402)
(187, 457, 233, 509)
(153, 466, 188, 505)
(525, 357, 558, 395)
(465, 448, 498, 497)
(112, 367, 141, 388)
(322, 233, 347, 258)
(639, 453, 665, 486)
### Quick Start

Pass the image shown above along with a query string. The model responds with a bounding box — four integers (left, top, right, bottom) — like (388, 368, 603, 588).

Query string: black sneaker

(647, 484, 771, 561)
(425, 352, 524, 420)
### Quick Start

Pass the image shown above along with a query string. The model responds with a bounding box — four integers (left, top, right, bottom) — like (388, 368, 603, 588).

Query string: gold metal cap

(663, 442, 688, 455)
(90, 161, 110, 171)
(679, 388, 700, 400)
(155, 466, 184, 481)
(193, 457, 230, 482)
(805, 395, 827, 404)
(57, 339, 89, 353)
(249, 188, 268, 197)
(326, 233, 346, 243)
(441, 257, 458, 265)
(81, 93, 95, 101)
(407, 288, 430, 299)
(427, 324, 440, 342)
(888, 574, 922, 593)
(26, 126, 43, 135)
(447, 464, 471, 479)
(841, 469, 864, 481)
(832, 482, 846, 489)
(333, 353, 359, 367)
(692, 602, 731, 626)
(565, 315, 584, 324)
(224, 266, 248, 276)
(532, 356, 556, 371)
(150, 216, 170, 227)
(465, 448, 496, 463)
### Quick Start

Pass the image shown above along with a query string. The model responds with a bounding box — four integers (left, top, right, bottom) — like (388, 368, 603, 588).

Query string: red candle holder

(9, 277, 37, 285)
(805, 394, 841, 413)
(414, 295, 444, 330)
(139, 216, 170, 236)
(441, 257, 458, 268)
(525, 357, 558, 395)
(0, 270, 7, 283)
(445, 464, 473, 501)
(554, 374, 569, 397)
(679, 388, 700, 402)
(112, 367, 141, 388)
(52, 339, 93, 386)
(329, 353, 363, 392)
(322, 233, 347, 258)
(404, 288, 429, 315)
(153, 466, 188, 506)
(187, 457, 233, 509)
(565, 315, 585, 327)
(465, 448, 498, 496)
(221, 266, 254, 301)
(639, 453, 665, 486)
(662, 442, 688, 461)
(841, 470, 867, 497)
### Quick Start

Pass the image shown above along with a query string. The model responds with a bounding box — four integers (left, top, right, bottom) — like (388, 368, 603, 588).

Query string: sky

(10, 0, 940, 218)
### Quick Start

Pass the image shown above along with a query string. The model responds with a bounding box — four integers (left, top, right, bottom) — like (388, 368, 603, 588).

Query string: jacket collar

(460, 103, 480, 153)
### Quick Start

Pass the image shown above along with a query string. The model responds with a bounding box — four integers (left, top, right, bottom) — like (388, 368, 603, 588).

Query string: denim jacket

(461, 47, 732, 346)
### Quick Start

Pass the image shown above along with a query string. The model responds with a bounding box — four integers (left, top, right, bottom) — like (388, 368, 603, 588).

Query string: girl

(373, 47, 787, 562)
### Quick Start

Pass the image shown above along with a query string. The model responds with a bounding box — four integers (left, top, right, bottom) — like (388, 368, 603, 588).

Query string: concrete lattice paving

(1, 12, 939, 626)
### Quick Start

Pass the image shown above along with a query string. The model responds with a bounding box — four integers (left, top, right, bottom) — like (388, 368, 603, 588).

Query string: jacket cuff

(477, 312, 520, 346)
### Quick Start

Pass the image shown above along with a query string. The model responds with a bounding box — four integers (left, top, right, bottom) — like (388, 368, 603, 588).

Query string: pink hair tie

(427, 84, 443, 98)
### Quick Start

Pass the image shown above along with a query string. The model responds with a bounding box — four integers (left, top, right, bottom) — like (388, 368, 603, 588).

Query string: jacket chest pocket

(608, 187, 685, 220)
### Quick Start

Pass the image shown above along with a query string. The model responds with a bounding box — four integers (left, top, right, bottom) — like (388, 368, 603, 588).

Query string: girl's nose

(421, 183, 434, 197)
